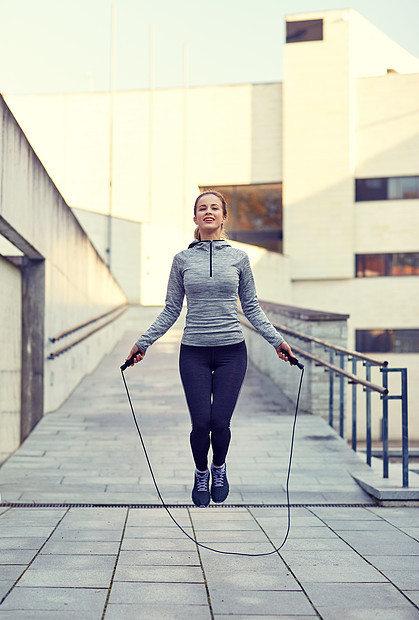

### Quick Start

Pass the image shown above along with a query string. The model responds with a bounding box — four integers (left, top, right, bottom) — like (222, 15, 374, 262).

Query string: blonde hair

(193, 191, 228, 240)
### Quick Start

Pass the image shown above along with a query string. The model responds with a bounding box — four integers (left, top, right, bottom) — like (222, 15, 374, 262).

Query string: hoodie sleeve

(238, 253, 284, 348)
(135, 254, 185, 352)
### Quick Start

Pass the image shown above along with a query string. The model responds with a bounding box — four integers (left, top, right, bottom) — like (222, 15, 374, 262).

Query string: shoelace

(212, 466, 225, 487)
(196, 472, 209, 491)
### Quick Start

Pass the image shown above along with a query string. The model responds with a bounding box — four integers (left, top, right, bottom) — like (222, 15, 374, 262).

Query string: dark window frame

(356, 253, 419, 277)
(286, 19, 323, 44)
(355, 176, 419, 202)
(199, 182, 283, 254)
(356, 329, 419, 354)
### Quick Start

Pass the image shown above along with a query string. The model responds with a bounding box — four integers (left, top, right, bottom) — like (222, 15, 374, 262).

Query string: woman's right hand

(126, 344, 145, 366)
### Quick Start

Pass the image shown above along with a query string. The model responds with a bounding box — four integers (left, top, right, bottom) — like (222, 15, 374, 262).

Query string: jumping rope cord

(120, 365, 304, 557)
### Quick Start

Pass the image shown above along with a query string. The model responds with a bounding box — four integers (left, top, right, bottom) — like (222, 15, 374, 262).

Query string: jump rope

(120, 349, 304, 557)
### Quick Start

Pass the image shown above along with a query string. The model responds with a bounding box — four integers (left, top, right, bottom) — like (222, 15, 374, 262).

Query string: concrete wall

(0, 256, 21, 460)
(72, 207, 142, 303)
(242, 303, 348, 425)
(0, 95, 127, 455)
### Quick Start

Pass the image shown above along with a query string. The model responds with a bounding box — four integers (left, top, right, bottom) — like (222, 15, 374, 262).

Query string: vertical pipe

(339, 353, 345, 438)
(365, 363, 371, 466)
(107, 4, 116, 269)
(401, 368, 409, 488)
(182, 44, 189, 234)
(381, 367, 389, 479)
(329, 350, 334, 428)
(147, 24, 155, 224)
(351, 358, 357, 451)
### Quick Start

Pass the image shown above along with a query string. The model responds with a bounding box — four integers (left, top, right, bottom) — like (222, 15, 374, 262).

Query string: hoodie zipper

(209, 241, 213, 277)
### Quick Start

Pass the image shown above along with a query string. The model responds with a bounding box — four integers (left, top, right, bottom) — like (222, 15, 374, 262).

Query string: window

(356, 329, 419, 353)
(356, 253, 419, 277)
(286, 19, 323, 43)
(199, 183, 282, 253)
(356, 176, 419, 201)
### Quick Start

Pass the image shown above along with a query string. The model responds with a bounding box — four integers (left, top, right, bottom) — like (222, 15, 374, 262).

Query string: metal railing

(239, 312, 409, 487)
(48, 304, 128, 360)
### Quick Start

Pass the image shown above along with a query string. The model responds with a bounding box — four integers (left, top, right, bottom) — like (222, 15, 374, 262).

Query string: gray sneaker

(211, 463, 229, 503)
(192, 469, 210, 507)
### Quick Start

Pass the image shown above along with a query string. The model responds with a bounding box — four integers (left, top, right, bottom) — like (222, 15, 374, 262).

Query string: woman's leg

(211, 341, 247, 466)
(179, 344, 213, 471)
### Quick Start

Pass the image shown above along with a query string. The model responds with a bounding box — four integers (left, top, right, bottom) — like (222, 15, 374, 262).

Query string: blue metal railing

(239, 313, 409, 488)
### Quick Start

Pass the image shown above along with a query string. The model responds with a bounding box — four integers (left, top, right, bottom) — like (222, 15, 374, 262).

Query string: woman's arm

(125, 255, 185, 365)
(238, 254, 295, 362)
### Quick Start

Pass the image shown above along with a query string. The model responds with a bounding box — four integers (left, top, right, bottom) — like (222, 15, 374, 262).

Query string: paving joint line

(306, 506, 419, 612)
(247, 507, 322, 618)
(101, 507, 129, 620)
(0, 506, 70, 607)
(187, 507, 214, 620)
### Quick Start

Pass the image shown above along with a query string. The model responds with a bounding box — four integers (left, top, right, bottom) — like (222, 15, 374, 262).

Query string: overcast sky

(1, 0, 418, 95)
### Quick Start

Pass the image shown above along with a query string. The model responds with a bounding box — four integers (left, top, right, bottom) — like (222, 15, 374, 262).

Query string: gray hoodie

(136, 240, 284, 352)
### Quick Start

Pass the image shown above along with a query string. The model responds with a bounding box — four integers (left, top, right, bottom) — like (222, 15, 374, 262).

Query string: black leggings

(179, 341, 247, 471)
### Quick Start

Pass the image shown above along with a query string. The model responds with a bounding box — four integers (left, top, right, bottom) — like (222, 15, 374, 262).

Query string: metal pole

(107, 4, 116, 269)
(351, 358, 357, 451)
(365, 363, 371, 466)
(147, 24, 155, 224)
(381, 367, 389, 478)
(329, 350, 334, 428)
(401, 368, 409, 488)
(182, 43, 189, 234)
(339, 353, 345, 438)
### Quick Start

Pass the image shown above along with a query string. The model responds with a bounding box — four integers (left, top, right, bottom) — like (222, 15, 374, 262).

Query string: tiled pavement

(0, 308, 418, 618)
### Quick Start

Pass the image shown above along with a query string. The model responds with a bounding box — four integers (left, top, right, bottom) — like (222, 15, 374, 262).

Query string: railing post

(401, 368, 409, 488)
(329, 350, 334, 428)
(365, 362, 372, 466)
(351, 358, 357, 451)
(339, 353, 345, 438)
(381, 367, 389, 479)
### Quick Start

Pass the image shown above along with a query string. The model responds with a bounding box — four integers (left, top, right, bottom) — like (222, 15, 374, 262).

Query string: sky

(1, 0, 419, 95)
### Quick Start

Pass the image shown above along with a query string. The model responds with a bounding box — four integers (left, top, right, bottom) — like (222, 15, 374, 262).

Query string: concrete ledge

(352, 469, 419, 506)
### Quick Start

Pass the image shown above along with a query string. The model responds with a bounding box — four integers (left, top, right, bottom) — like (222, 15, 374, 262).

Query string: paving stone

(315, 607, 419, 620)
(118, 550, 199, 566)
(0, 565, 25, 581)
(294, 563, 387, 583)
(107, 581, 208, 605)
(208, 588, 316, 616)
(104, 603, 211, 619)
(17, 568, 113, 588)
(203, 569, 298, 590)
(302, 582, 417, 611)
(0, 537, 47, 550)
(40, 539, 120, 555)
(113, 564, 203, 582)
(0, 586, 107, 612)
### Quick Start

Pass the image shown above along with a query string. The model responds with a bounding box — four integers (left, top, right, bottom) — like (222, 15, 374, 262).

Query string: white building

(5, 9, 419, 439)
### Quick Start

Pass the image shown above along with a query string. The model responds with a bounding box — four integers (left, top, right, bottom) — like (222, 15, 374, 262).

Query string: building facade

(5, 9, 419, 439)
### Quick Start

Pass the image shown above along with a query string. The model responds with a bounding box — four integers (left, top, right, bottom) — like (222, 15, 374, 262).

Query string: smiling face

(193, 193, 227, 240)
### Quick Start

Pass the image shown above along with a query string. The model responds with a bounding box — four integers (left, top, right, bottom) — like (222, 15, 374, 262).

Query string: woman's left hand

(276, 341, 294, 363)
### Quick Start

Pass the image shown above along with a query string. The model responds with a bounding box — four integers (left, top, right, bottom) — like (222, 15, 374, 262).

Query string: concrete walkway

(1, 312, 419, 618)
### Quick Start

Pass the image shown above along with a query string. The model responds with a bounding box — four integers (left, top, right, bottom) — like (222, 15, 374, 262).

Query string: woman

(126, 191, 295, 507)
